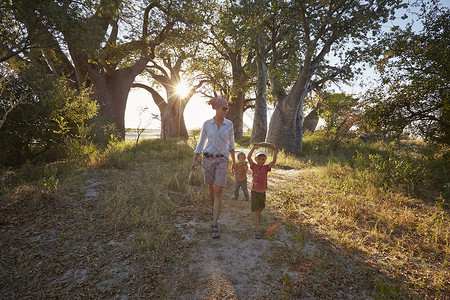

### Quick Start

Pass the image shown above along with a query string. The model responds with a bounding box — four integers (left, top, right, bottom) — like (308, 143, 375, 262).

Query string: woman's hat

(208, 97, 228, 109)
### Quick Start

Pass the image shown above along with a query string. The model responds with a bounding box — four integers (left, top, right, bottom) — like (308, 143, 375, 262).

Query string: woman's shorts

(251, 190, 266, 212)
(202, 156, 229, 187)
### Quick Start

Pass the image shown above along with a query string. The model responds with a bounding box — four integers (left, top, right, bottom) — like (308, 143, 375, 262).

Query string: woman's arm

(194, 122, 207, 154)
(192, 122, 207, 170)
(230, 149, 236, 172)
(191, 153, 200, 171)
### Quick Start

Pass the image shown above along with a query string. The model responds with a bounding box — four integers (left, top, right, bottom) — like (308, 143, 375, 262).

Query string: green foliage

(374, 275, 412, 299)
(0, 76, 99, 166)
(0, 0, 35, 62)
(350, 140, 449, 203)
(97, 138, 193, 170)
(302, 130, 449, 203)
(353, 150, 427, 195)
(235, 134, 251, 147)
(319, 92, 360, 148)
(363, 4, 450, 144)
(42, 165, 59, 193)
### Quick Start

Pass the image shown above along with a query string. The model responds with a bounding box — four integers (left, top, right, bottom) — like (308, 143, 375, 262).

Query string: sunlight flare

(175, 81, 189, 98)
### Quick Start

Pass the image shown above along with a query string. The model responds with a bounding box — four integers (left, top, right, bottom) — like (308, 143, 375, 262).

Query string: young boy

(247, 143, 278, 239)
(232, 152, 249, 201)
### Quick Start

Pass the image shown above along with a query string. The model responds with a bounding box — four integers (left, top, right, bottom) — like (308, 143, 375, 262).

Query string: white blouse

(194, 118, 235, 156)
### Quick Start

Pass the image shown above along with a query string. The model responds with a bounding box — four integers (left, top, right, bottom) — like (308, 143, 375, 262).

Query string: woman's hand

(192, 153, 200, 171)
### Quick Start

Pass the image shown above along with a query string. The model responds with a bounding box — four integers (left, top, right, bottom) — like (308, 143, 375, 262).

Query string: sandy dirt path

(163, 167, 317, 299)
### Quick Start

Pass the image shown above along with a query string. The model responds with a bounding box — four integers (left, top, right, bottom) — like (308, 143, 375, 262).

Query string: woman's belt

(204, 153, 225, 158)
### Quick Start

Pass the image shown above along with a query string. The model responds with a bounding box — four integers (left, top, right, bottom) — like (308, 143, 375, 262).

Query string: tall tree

(236, 0, 304, 143)
(5, 0, 192, 138)
(265, 0, 404, 153)
(250, 37, 269, 143)
(258, 0, 303, 143)
(131, 3, 207, 139)
(364, 2, 449, 144)
(202, 1, 255, 139)
(133, 51, 205, 139)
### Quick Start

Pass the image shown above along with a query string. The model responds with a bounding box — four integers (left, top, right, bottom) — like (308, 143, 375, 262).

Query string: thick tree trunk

(267, 95, 303, 153)
(132, 83, 188, 139)
(72, 50, 149, 139)
(90, 68, 141, 139)
(250, 56, 268, 143)
(107, 70, 136, 135)
(227, 92, 244, 139)
(160, 101, 188, 139)
(226, 50, 251, 140)
(267, 70, 310, 153)
(303, 108, 319, 133)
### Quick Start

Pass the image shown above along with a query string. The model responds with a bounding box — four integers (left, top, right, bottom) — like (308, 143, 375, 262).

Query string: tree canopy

(265, 0, 406, 152)
(364, 2, 449, 144)
(1, 0, 448, 166)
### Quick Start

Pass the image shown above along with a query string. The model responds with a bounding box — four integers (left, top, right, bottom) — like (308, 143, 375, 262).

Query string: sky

(125, 87, 263, 131)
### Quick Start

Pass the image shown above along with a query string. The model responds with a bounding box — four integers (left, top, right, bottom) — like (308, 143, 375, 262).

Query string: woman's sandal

(211, 225, 221, 238)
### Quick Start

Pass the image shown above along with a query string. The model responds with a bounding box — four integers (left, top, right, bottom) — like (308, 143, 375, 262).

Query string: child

(232, 152, 249, 201)
(247, 143, 278, 239)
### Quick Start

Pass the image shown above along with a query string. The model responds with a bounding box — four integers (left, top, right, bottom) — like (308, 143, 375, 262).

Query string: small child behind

(232, 152, 249, 201)
(247, 143, 278, 239)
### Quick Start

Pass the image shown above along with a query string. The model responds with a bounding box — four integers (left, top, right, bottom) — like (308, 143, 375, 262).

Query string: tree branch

(132, 83, 167, 110)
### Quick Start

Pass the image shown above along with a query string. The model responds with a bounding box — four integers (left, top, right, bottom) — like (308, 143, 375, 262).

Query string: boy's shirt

(235, 161, 248, 181)
(250, 163, 271, 192)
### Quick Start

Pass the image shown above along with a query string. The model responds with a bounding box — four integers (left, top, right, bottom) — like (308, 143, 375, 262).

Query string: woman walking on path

(191, 97, 236, 238)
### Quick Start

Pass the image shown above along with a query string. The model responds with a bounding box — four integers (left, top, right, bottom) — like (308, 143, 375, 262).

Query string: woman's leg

(212, 185, 223, 225)
(209, 183, 215, 207)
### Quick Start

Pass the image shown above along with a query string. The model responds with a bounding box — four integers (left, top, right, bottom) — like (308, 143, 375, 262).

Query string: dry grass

(92, 139, 208, 259)
(1, 136, 448, 298)
(270, 141, 449, 299)
(0, 138, 209, 297)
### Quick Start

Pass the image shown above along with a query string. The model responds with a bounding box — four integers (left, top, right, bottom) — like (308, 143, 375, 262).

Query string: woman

(191, 97, 236, 238)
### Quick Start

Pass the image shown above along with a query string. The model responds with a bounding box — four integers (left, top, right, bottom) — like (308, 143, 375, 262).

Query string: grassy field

(0, 135, 448, 298)
(272, 138, 449, 298)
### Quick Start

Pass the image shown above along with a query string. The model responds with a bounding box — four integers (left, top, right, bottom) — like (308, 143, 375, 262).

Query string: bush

(0, 77, 99, 166)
